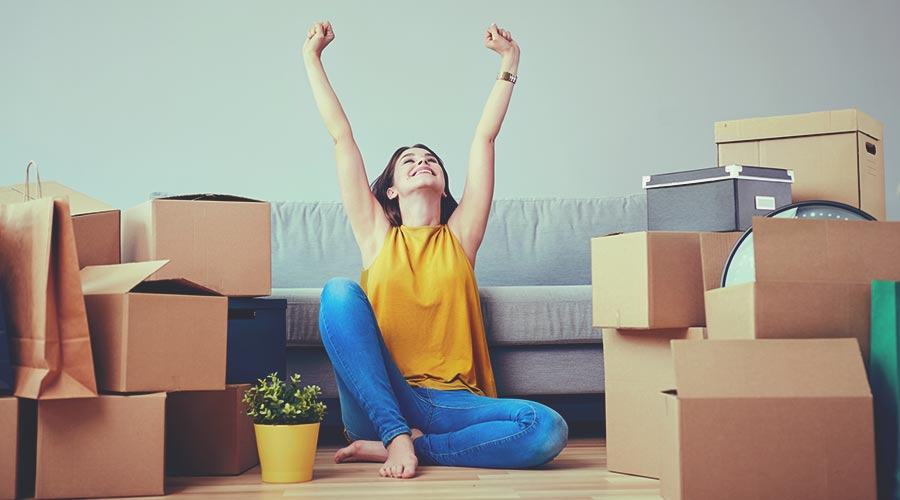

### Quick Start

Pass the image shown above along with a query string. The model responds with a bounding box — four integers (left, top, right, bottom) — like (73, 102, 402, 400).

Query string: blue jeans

(318, 277, 569, 468)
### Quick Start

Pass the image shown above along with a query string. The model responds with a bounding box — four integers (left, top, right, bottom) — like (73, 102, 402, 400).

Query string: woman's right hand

(302, 21, 335, 59)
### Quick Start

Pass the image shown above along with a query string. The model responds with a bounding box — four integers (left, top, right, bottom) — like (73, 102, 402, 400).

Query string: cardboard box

(661, 339, 875, 500)
(81, 260, 228, 393)
(716, 108, 885, 220)
(705, 217, 900, 359)
(602, 327, 705, 479)
(34, 393, 166, 499)
(592, 232, 706, 328)
(0, 398, 17, 500)
(699, 231, 742, 291)
(0, 181, 120, 267)
(166, 384, 258, 476)
(122, 194, 271, 297)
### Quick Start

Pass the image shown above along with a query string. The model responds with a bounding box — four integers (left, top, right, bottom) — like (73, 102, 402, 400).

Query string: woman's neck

(398, 192, 442, 227)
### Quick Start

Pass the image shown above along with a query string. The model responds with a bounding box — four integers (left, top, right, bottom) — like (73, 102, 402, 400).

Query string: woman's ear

(387, 187, 397, 200)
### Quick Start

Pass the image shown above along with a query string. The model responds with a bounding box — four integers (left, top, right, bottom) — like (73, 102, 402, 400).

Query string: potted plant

(243, 372, 327, 483)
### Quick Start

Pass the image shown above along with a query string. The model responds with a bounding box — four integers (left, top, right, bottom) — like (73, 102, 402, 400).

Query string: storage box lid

(753, 217, 900, 284)
(228, 297, 287, 310)
(671, 339, 870, 399)
(0, 181, 116, 216)
(642, 165, 794, 190)
(81, 260, 220, 296)
(715, 108, 883, 143)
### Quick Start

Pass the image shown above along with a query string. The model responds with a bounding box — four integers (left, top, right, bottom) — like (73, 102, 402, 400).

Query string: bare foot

(334, 428, 424, 467)
(379, 428, 423, 479)
(334, 439, 388, 463)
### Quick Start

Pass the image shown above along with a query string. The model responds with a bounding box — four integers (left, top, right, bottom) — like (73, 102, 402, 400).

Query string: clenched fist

(303, 21, 334, 58)
(484, 23, 519, 57)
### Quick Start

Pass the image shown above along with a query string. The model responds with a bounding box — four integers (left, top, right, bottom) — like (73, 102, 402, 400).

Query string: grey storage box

(643, 165, 793, 231)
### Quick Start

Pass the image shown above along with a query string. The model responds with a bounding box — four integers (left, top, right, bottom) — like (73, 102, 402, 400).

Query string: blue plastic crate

(227, 298, 287, 384)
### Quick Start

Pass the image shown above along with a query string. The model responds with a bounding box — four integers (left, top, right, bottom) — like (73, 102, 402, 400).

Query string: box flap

(132, 278, 222, 296)
(715, 109, 883, 143)
(0, 181, 116, 216)
(671, 338, 870, 399)
(754, 217, 900, 284)
(699, 231, 743, 291)
(81, 260, 170, 295)
(157, 193, 264, 203)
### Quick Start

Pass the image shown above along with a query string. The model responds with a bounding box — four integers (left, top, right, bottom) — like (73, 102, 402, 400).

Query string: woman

(304, 20, 568, 480)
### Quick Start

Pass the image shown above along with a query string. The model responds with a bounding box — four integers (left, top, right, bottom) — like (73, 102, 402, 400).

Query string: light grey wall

(2, 0, 898, 219)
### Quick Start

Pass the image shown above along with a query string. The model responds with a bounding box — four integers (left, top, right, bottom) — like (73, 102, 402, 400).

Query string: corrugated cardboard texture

(122, 197, 271, 297)
(602, 328, 704, 479)
(672, 339, 870, 399)
(706, 281, 872, 359)
(35, 393, 166, 499)
(0, 182, 121, 269)
(592, 233, 704, 328)
(663, 339, 876, 500)
(0, 181, 116, 216)
(716, 110, 885, 220)
(0, 398, 17, 500)
(698, 232, 742, 291)
(704, 218, 900, 359)
(661, 393, 680, 500)
(714, 108, 882, 142)
(81, 260, 168, 295)
(70, 211, 120, 268)
(754, 218, 900, 284)
(166, 385, 258, 476)
(80, 262, 228, 393)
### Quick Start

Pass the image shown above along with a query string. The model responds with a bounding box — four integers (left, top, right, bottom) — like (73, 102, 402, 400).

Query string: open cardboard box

(705, 217, 900, 360)
(122, 194, 271, 297)
(81, 260, 228, 393)
(660, 338, 875, 500)
(716, 108, 884, 220)
(602, 327, 705, 479)
(0, 181, 120, 267)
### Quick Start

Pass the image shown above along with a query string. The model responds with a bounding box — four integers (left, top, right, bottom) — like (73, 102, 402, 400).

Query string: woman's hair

(370, 143, 459, 227)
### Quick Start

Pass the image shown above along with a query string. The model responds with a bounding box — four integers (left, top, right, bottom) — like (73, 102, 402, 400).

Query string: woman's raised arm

(449, 23, 520, 260)
(303, 21, 386, 253)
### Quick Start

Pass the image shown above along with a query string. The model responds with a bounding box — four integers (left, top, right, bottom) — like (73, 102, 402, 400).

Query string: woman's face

(388, 147, 446, 199)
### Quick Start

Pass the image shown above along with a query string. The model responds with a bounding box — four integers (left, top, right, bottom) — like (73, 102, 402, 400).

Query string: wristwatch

(498, 71, 517, 84)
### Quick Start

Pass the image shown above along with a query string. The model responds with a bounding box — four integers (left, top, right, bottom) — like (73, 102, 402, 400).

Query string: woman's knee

(522, 403, 569, 467)
(319, 277, 365, 337)
(321, 277, 363, 305)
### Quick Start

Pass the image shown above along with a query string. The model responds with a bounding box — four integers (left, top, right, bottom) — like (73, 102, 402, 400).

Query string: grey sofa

(272, 195, 648, 399)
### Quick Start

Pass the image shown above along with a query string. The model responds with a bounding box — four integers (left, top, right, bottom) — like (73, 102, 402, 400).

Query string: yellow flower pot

(254, 422, 321, 483)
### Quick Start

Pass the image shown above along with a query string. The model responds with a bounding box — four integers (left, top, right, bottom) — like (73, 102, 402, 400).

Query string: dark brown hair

(370, 143, 459, 227)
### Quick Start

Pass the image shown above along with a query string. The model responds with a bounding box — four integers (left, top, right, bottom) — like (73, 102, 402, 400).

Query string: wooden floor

(158, 437, 661, 499)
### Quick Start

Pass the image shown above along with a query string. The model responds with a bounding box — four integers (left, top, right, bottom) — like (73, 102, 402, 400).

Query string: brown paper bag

(0, 197, 98, 399)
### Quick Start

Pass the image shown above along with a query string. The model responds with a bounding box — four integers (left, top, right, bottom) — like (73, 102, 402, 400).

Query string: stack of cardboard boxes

(593, 109, 888, 499)
(0, 189, 276, 498)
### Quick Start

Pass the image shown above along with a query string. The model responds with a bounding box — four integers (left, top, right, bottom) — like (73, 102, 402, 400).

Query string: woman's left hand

(484, 23, 519, 57)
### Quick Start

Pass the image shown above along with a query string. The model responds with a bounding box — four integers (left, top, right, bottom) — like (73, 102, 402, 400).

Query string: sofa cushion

(287, 344, 605, 398)
(272, 284, 599, 347)
(271, 195, 647, 288)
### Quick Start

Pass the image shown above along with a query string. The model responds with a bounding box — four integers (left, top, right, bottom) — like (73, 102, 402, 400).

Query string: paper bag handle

(24, 160, 44, 200)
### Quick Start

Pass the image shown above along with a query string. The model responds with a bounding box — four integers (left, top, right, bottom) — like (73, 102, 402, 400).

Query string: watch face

(721, 201, 876, 287)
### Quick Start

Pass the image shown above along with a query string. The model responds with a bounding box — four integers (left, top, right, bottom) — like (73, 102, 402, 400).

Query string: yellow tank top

(359, 223, 497, 398)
